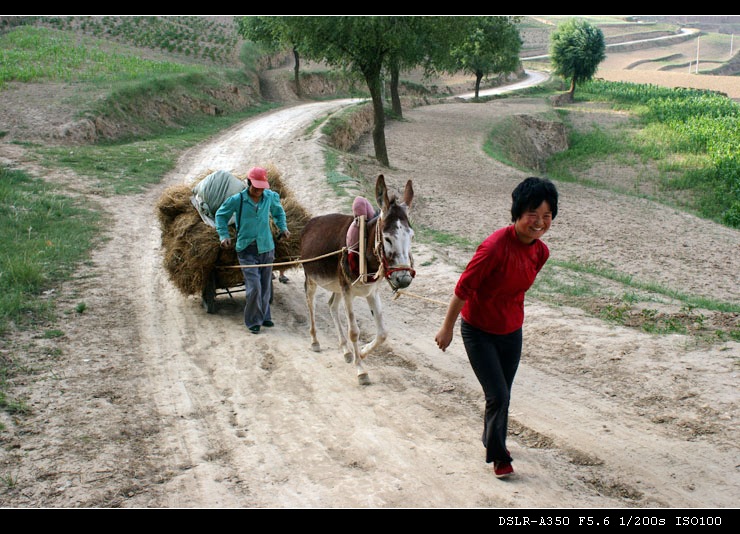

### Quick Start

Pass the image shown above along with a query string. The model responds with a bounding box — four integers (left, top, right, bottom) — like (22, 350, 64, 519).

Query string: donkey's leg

(304, 277, 321, 352)
(360, 289, 388, 358)
(341, 291, 369, 385)
(328, 293, 352, 362)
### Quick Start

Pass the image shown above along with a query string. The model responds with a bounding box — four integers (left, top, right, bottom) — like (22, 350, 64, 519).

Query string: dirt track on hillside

(1, 73, 739, 509)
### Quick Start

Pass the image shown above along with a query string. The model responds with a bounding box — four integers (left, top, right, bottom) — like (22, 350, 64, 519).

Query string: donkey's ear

(402, 180, 414, 210)
(375, 174, 389, 210)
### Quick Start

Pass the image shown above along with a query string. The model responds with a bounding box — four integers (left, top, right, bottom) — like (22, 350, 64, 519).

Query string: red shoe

(493, 461, 514, 478)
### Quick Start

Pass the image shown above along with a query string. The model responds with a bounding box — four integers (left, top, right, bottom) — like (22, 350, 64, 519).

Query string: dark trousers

(237, 243, 274, 329)
(461, 320, 522, 464)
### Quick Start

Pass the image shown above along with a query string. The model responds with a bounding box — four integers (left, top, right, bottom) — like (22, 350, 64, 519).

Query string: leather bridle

(372, 210, 416, 291)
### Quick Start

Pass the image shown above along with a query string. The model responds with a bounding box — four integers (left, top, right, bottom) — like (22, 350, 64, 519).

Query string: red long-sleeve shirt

(455, 225, 549, 335)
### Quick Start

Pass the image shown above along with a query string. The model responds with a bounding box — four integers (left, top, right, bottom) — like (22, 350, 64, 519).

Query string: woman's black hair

(511, 177, 558, 222)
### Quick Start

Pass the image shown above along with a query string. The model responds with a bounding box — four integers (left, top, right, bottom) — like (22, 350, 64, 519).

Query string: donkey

(299, 175, 415, 385)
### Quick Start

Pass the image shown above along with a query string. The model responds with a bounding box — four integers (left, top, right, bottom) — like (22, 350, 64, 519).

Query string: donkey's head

(375, 174, 415, 290)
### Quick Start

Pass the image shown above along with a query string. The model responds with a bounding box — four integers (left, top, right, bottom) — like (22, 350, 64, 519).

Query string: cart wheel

(202, 271, 217, 314)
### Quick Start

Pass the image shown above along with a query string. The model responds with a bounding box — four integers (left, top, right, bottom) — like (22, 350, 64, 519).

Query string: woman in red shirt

(435, 177, 558, 479)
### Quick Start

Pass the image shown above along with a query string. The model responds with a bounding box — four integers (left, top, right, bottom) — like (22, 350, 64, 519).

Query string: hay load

(157, 165, 311, 297)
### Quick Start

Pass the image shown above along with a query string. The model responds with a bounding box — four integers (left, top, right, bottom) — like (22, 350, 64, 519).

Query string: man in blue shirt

(215, 167, 290, 334)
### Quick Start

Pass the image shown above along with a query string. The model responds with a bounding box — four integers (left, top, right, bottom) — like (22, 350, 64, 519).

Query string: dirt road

(1, 79, 738, 509)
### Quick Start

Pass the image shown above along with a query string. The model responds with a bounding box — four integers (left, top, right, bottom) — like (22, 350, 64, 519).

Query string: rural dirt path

(1, 73, 738, 509)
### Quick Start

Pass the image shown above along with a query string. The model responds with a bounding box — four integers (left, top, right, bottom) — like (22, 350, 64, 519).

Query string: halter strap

(373, 211, 416, 291)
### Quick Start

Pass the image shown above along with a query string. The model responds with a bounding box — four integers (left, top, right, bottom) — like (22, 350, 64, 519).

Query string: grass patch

(414, 225, 476, 252)
(0, 25, 206, 87)
(531, 259, 740, 343)
(323, 148, 364, 200)
(546, 259, 739, 313)
(0, 166, 101, 334)
(483, 117, 524, 171)
(551, 80, 740, 228)
(37, 16, 242, 66)
(34, 102, 276, 195)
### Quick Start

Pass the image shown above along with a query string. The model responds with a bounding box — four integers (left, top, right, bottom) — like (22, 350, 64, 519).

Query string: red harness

(346, 211, 416, 290)
(372, 215, 416, 290)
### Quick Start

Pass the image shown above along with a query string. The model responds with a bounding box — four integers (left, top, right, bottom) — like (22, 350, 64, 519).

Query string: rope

(392, 289, 448, 307)
(217, 247, 346, 269)
(217, 247, 449, 308)
(216, 210, 435, 303)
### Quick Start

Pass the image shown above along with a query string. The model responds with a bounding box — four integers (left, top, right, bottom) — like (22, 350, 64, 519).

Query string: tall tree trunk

(293, 47, 302, 98)
(389, 60, 403, 118)
(475, 71, 483, 100)
(364, 66, 390, 167)
(568, 78, 576, 98)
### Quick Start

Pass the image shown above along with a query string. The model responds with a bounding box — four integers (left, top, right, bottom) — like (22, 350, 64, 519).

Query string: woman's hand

(435, 327, 453, 352)
(435, 294, 465, 352)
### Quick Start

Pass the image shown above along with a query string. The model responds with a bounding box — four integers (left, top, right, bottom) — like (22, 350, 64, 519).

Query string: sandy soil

(1, 70, 738, 509)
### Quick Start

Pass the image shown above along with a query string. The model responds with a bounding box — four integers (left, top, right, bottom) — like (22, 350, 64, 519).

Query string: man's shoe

(249, 325, 260, 334)
(262, 320, 274, 327)
(493, 461, 514, 479)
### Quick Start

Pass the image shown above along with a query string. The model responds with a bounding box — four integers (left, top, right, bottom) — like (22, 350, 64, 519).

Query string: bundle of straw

(157, 166, 312, 296)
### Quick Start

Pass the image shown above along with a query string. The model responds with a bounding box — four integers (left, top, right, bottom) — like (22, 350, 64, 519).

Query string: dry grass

(156, 166, 312, 296)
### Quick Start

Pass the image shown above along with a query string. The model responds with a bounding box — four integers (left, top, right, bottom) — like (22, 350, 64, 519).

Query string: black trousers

(461, 320, 522, 464)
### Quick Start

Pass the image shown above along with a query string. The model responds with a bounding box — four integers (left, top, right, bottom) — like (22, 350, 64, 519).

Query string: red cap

(248, 167, 270, 189)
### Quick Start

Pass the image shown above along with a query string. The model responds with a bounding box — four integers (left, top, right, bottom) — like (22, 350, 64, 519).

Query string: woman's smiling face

(514, 200, 553, 244)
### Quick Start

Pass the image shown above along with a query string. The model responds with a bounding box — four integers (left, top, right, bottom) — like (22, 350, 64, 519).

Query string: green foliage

(236, 16, 291, 53)
(549, 18, 605, 94)
(36, 101, 275, 195)
(0, 166, 100, 334)
(0, 25, 206, 88)
(322, 149, 362, 198)
(578, 80, 740, 227)
(245, 16, 523, 166)
(450, 16, 522, 91)
(37, 15, 240, 65)
(270, 16, 407, 166)
(532, 259, 739, 343)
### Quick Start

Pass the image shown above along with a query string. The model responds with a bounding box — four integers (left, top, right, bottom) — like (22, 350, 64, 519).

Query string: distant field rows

(596, 68, 740, 100)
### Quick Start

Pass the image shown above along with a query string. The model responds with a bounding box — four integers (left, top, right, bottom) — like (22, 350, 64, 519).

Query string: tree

(240, 16, 405, 166)
(237, 16, 521, 166)
(237, 16, 305, 97)
(283, 16, 402, 167)
(449, 17, 522, 100)
(383, 16, 450, 118)
(549, 18, 606, 99)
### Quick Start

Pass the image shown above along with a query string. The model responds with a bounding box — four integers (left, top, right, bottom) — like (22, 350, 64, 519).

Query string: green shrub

(578, 80, 740, 227)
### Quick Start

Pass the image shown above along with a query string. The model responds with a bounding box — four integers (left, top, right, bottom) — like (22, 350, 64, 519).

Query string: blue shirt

(215, 189, 288, 254)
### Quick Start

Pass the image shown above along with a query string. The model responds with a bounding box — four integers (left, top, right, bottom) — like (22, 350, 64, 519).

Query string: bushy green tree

(237, 16, 521, 166)
(271, 16, 408, 166)
(549, 18, 606, 99)
(237, 16, 306, 96)
(383, 16, 463, 118)
(449, 17, 522, 100)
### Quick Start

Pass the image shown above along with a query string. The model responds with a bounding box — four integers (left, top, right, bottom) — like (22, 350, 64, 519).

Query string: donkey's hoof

(358, 373, 371, 386)
(310, 342, 321, 353)
(343, 351, 353, 364)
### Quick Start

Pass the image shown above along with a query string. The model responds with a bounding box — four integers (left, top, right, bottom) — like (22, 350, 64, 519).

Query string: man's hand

(220, 238, 232, 249)
(278, 229, 291, 241)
